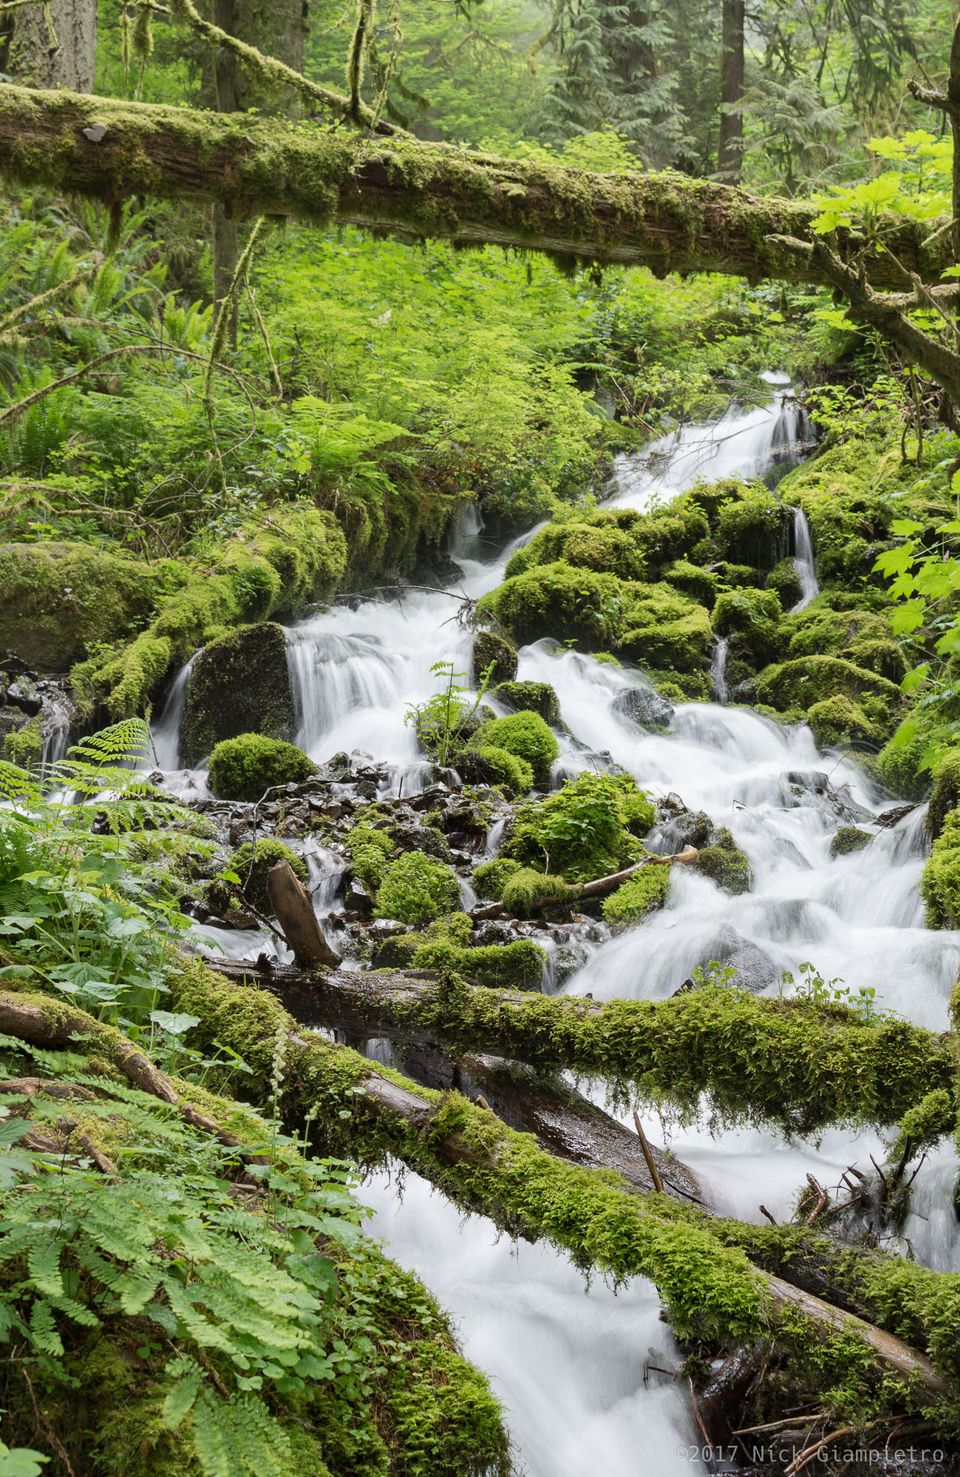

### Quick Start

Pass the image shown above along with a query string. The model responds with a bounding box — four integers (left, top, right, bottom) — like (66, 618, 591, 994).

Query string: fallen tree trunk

(267, 858, 341, 966)
(168, 961, 955, 1412)
(389, 1038, 704, 1203)
(471, 845, 699, 920)
(0, 84, 947, 287)
(202, 954, 953, 1135)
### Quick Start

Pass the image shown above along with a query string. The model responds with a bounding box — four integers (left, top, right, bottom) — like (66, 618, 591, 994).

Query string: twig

(632, 1109, 664, 1194)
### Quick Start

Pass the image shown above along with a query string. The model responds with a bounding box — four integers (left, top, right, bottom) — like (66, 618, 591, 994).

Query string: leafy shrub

(207, 734, 317, 802)
(500, 867, 578, 917)
(470, 711, 558, 786)
(345, 821, 394, 889)
(374, 851, 461, 924)
(505, 771, 654, 881)
(229, 838, 307, 913)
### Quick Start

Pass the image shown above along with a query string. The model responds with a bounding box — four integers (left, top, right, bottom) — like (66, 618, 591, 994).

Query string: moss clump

(493, 680, 561, 724)
(2, 714, 42, 766)
(602, 864, 670, 929)
(504, 520, 646, 581)
(471, 629, 517, 685)
(662, 558, 720, 608)
(501, 867, 579, 917)
(618, 583, 712, 673)
(229, 837, 307, 912)
(921, 809, 960, 928)
(766, 557, 803, 608)
(830, 826, 872, 858)
(755, 656, 901, 736)
(374, 850, 460, 924)
(470, 711, 558, 787)
(808, 694, 881, 750)
(694, 828, 751, 893)
(928, 754, 960, 841)
(464, 744, 534, 796)
(207, 733, 317, 801)
(180, 622, 294, 767)
(412, 935, 546, 990)
(345, 821, 395, 889)
(505, 771, 654, 881)
(875, 717, 932, 800)
(714, 489, 790, 570)
(0, 540, 167, 670)
(472, 857, 523, 900)
(478, 560, 627, 648)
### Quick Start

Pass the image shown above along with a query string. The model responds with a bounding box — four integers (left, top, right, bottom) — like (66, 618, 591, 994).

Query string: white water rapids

(153, 381, 960, 1475)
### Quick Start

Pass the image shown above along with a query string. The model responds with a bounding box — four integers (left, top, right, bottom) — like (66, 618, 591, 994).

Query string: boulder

(180, 622, 294, 767)
(611, 684, 674, 732)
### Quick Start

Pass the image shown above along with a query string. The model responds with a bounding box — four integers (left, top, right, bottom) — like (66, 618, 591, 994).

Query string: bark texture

(4, 0, 96, 92)
(0, 84, 947, 287)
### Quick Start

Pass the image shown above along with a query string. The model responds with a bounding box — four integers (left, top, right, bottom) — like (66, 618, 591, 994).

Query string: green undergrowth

(208, 734, 318, 802)
(503, 770, 655, 881)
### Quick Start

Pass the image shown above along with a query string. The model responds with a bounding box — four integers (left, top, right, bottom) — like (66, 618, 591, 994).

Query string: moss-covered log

(0, 84, 948, 286)
(204, 956, 953, 1135)
(167, 963, 958, 1421)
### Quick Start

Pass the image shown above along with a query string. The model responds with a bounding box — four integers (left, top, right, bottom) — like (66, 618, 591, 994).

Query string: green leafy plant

(406, 660, 493, 767)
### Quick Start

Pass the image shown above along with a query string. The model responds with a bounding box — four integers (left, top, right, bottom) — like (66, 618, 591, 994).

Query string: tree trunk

(4, 0, 96, 92)
(201, 954, 953, 1134)
(718, 0, 745, 182)
(0, 85, 945, 289)
(267, 860, 342, 967)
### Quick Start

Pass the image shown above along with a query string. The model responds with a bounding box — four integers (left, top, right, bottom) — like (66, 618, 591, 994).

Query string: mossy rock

(807, 694, 881, 750)
(478, 560, 626, 649)
(693, 828, 751, 893)
(493, 680, 561, 724)
(228, 837, 308, 912)
(928, 754, 960, 841)
(501, 867, 579, 917)
(412, 935, 546, 990)
(712, 587, 784, 670)
(0, 541, 167, 670)
(714, 490, 791, 571)
(472, 857, 523, 900)
(830, 826, 872, 858)
(602, 864, 670, 929)
(207, 733, 317, 801)
(921, 808, 960, 927)
(470, 711, 558, 787)
(766, 558, 803, 608)
(374, 850, 461, 924)
(662, 558, 720, 608)
(504, 520, 646, 581)
(754, 656, 901, 729)
(875, 718, 932, 801)
(461, 743, 533, 796)
(471, 629, 517, 685)
(1, 711, 42, 766)
(180, 622, 294, 767)
(618, 584, 712, 673)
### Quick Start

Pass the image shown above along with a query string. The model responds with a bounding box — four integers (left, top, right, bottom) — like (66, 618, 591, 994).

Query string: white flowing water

(709, 635, 729, 703)
(790, 505, 819, 611)
(152, 381, 960, 1473)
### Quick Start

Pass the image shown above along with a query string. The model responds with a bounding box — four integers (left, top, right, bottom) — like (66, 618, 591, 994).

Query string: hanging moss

(472, 857, 523, 900)
(602, 865, 670, 928)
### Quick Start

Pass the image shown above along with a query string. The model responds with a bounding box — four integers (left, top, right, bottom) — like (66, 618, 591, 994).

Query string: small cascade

(789, 505, 819, 611)
(446, 499, 484, 561)
(151, 655, 196, 771)
(766, 384, 814, 480)
(709, 636, 729, 703)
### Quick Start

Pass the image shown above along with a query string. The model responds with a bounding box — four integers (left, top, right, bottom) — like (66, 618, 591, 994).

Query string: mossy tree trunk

(1, 0, 96, 92)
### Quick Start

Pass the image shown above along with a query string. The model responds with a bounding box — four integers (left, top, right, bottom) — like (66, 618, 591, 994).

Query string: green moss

(505, 770, 654, 881)
(712, 585, 784, 671)
(766, 557, 803, 608)
(807, 694, 881, 749)
(662, 558, 720, 607)
(0, 540, 167, 671)
(472, 857, 523, 900)
(493, 680, 561, 724)
(875, 717, 932, 801)
(830, 826, 872, 858)
(464, 743, 534, 796)
(501, 867, 579, 917)
(618, 583, 712, 673)
(470, 710, 558, 787)
(180, 622, 294, 767)
(374, 850, 461, 924)
(207, 732, 318, 801)
(714, 489, 790, 570)
(921, 809, 960, 928)
(504, 520, 646, 581)
(755, 655, 901, 735)
(602, 864, 670, 929)
(345, 821, 395, 889)
(228, 837, 307, 912)
(694, 829, 751, 893)
(412, 936, 546, 990)
(471, 629, 517, 685)
(928, 754, 960, 841)
(478, 560, 626, 649)
(2, 715, 42, 766)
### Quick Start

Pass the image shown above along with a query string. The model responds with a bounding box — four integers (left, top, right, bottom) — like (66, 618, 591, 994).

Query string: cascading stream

(151, 379, 959, 1474)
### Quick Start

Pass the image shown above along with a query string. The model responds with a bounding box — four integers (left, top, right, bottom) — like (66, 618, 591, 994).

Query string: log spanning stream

(153, 378, 960, 1475)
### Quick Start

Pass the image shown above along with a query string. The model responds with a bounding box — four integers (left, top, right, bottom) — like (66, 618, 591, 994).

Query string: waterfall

(150, 654, 196, 771)
(790, 505, 819, 611)
(709, 636, 729, 703)
(165, 384, 960, 1474)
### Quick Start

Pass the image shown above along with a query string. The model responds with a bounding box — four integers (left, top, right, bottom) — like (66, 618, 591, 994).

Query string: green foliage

(921, 807, 960, 929)
(207, 735, 317, 803)
(374, 851, 460, 925)
(602, 865, 670, 929)
(467, 744, 534, 797)
(505, 771, 654, 881)
(406, 659, 493, 768)
(411, 935, 546, 991)
(780, 961, 880, 1022)
(344, 822, 394, 891)
(471, 858, 523, 901)
(228, 839, 307, 914)
(469, 711, 559, 787)
(500, 868, 579, 918)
